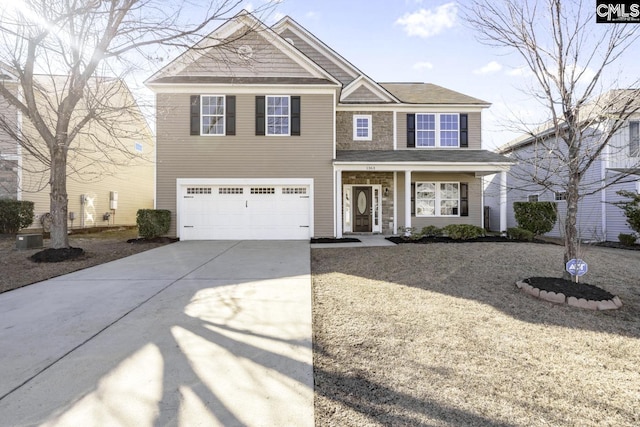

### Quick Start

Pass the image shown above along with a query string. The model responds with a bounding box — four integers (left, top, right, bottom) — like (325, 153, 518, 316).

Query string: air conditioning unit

(16, 234, 43, 250)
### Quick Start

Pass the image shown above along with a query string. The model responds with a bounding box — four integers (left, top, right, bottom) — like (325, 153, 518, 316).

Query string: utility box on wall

(16, 234, 43, 250)
(110, 191, 118, 210)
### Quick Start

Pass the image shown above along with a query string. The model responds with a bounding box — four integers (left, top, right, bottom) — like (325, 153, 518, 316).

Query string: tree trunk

(49, 145, 69, 249)
(563, 172, 580, 281)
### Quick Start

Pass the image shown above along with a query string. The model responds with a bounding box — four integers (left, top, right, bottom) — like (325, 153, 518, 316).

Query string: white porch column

(499, 171, 507, 234)
(336, 168, 343, 238)
(405, 170, 412, 235)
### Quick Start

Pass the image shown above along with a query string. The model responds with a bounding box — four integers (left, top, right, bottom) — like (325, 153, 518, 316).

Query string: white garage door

(179, 184, 311, 240)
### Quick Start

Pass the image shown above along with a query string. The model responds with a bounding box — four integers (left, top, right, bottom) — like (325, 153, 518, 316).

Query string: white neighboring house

(485, 90, 640, 242)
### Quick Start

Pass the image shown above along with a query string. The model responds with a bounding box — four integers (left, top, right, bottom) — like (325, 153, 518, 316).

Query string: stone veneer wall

(341, 172, 395, 234)
(336, 111, 394, 150)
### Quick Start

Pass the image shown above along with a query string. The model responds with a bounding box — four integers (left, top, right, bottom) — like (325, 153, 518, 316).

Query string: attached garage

(177, 179, 313, 240)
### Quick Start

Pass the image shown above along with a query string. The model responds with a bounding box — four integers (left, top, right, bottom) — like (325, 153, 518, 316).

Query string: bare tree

(466, 0, 640, 280)
(0, 0, 277, 249)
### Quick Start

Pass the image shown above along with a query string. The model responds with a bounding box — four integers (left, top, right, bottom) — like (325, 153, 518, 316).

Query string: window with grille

(282, 187, 307, 194)
(251, 187, 275, 194)
(219, 188, 243, 194)
(187, 187, 212, 194)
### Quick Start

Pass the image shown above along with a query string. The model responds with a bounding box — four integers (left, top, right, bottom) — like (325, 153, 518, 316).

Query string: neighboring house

(146, 12, 512, 240)
(0, 66, 155, 229)
(484, 90, 640, 241)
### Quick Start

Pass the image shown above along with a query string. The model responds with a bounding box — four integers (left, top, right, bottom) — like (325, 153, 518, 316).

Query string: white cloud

(395, 3, 457, 38)
(506, 66, 532, 77)
(413, 61, 434, 70)
(473, 61, 502, 75)
(305, 11, 319, 19)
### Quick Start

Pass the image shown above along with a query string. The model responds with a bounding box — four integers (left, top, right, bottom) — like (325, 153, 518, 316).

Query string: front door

(353, 186, 372, 232)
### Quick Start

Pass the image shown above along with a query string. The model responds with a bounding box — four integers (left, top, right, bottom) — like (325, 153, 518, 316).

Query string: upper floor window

(267, 96, 290, 135)
(555, 191, 567, 201)
(255, 95, 301, 136)
(353, 115, 372, 141)
(201, 95, 225, 135)
(190, 95, 235, 136)
(630, 121, 639, 157)
(408, 113, 468, 148)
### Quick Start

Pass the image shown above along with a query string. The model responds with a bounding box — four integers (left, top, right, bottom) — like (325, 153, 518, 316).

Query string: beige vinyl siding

(180, 28, 313, 79)
(397, 172, 483, 229)
(278, 29, 355, 85)
(336, 111, 394, 150)
(156, 93, 335, 237)
(397, 111, 482, 150)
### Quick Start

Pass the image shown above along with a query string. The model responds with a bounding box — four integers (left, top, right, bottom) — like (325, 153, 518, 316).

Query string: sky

(236, 0, 640, 151)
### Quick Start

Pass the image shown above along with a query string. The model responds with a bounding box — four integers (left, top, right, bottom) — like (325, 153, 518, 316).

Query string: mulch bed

(524, 276, 615, 301)
(30, 247, 85, 263)
(127, 237, 179, 244)
(311, 237, 361, 244)
(387, 235, 554, 244)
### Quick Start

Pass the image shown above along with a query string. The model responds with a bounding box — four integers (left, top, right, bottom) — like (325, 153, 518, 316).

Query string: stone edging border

(516, 280, 623, 311)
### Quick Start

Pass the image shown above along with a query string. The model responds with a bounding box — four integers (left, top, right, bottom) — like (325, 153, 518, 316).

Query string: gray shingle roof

(379, 83, 490, 105)
(335, 150, 512, 163)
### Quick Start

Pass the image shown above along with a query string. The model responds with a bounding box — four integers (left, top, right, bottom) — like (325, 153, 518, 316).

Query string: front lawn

(312, 242, 640, 426)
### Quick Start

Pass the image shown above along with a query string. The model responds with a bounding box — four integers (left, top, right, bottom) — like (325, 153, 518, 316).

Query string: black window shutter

(226, 96, 236, 136)
(460, 114, 468, 148)
(291, 96, 301, 136)
(407, 113, 416, 148)
(190, 95, 200, 135)
(460, 182, 469, 217)
(255, 96, 265, 136)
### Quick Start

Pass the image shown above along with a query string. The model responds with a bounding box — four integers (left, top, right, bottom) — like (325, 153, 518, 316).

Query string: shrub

(507, 227, 534, 241)
(442, 224, 485, 240)
(136, 209, 171, 239)
(618, 233, 636, 246)
(0, 199, 35, 234)
(420, 225, 442, 237)
(616, 190, 640, 234)
(513, 201, 557, 235)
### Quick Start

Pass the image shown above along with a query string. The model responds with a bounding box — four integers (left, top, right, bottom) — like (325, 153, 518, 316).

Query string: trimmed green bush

(513, 201, 557, 235)
(618, 233, 636, 246)
(616, 190, 640, 234)
(442, 224, 485, 240)
(420, 225, 442, 237)
(136, 209, 171, 239)
(0, 199, 34, 234)
(507, 227, 534, 241)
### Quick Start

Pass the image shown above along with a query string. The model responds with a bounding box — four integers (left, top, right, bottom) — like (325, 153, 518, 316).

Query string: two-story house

(146, 12, 512, 240)
(484, 89, 640, 242)
(0, 65, 155, 229)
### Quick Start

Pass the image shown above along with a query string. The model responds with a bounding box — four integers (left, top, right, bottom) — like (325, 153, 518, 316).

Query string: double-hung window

(201, 95, 225, 135)
(409, 113, 467, 148)
(416, 182, 460, 217)
(630, 121, 639, 157)
(190, 95, 235, 136)
(267, 95, 290, 135)
(353, 115, 372, 141)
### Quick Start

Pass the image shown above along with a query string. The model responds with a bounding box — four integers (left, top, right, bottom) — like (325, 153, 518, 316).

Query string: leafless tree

(0, 0, 277, 249)
(466, 0, 640, 280)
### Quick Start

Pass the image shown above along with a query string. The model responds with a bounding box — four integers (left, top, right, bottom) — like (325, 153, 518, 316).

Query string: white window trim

(415, 113, 460, 148)
(415, 181, 460, 217)
(528, 194, 539, 202)
(266, 95, 291, 136)
(554, 191, 567, 201)
(200, 94, 225, 136)
(353, 114, 372, 141)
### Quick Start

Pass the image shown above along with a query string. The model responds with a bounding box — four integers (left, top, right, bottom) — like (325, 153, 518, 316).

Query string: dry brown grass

(0, 228, 171, 293)
(312, 242, 640, 426)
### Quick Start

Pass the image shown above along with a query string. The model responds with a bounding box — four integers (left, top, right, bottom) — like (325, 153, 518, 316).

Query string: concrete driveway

(0, 241, 313, 427)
